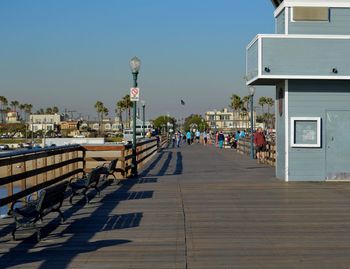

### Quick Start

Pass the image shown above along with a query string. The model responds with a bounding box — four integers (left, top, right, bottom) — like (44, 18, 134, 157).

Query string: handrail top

(0, 144, 81, 159)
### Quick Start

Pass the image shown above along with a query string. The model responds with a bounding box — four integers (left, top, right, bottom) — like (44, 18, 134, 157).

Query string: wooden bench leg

(36, 227, 41, 242)
(12, 226, 18, 240)
(82, 189, 89, 204)
(53, 208, 65, 223)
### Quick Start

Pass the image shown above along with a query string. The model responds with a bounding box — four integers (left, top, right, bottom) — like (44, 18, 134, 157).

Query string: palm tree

(36, 108, 45, 114)
(116, 100, 125, 132)
(10, 100, 19, 112)
(230, 94, 243, 130)
(122, 95, 133, 128)
(94, 101, 104, 135)
(265, 97, 274, 128)
(0, 96, 8, 123)
(265, 97, 274, 115)
(19, 104, 26, 121)
(102, 106, 108, 120)
(258, 97, 267, 127)
(242, 95, 251, 129)
(52, 106, 59, 114)
(46, 107, 53, 114)
(24, 104, 33, 122)
(258, 97, 266, 114)
(101, 106, 109, 135)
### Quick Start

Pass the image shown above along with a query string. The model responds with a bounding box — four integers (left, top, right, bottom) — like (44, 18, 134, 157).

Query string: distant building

(89, 117, 123, 134)
(29, 114, 62, 133)
(60, 120, 81, 137)
(6, 111, 20, 123)
(205, 108, 256, 132)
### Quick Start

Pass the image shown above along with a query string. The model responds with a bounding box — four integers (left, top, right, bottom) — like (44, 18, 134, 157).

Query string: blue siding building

(247, 0, 350, 181)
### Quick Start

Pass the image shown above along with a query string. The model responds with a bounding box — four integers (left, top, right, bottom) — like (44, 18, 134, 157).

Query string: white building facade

(29, 114, 62, 132)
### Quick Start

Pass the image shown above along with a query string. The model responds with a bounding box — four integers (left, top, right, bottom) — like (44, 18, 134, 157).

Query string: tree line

(229, 94, 274, 128)
(0, 96, 33, 123)
(94, 94, 133, 135)
(0, 95, 62, 124)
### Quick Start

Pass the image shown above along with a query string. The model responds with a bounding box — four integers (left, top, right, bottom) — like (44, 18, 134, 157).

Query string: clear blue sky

(0, 0, 275, 120)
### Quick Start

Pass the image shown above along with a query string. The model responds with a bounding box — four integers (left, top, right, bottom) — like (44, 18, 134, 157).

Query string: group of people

(170, 127, 268, 160)
(214, 127, 268, 160)
(171, 130, 212, 147)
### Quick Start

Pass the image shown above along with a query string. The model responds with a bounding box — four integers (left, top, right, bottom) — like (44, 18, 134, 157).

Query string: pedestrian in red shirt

(254, 127, 266, 160)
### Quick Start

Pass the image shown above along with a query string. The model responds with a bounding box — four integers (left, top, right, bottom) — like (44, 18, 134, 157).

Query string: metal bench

(69, 167, 103, 204)
(11, 181, 69, 241)
(98, 159, 125, 182)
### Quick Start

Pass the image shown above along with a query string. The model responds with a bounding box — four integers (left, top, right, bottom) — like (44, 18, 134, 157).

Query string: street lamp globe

(248, 86, 256, 96)
(129, 57, 141, 74)
(141, 100, 145, 107)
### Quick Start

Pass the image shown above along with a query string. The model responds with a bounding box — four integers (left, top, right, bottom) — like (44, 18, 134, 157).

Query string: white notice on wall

(302, 130, 316, 141)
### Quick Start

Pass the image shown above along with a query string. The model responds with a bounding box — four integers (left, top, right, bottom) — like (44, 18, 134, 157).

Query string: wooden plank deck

(1, 143, 350, 268)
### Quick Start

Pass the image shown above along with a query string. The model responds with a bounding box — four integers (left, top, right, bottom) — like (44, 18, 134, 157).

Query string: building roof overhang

(271, 0, 283, 8)
(273, 0, 350, 17)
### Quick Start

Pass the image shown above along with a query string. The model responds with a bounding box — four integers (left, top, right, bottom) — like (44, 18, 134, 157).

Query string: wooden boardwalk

(1, 143, 350, 268)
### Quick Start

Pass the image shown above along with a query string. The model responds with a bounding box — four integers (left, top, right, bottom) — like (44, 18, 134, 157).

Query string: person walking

(203, 131, 208, 146)
(186, 130, 192, 145)
(176, 130, 182, 147)
(218, 131, 225, 149)
(254, 127, 266, 161)
(195, 130, 200, 143)
(172, 133, 176, 148)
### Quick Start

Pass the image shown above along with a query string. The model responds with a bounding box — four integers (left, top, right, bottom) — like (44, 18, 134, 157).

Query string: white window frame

(290, 117, 321, 148)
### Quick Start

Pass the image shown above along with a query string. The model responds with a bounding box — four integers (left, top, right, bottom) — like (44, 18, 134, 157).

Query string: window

(291, 117, 321, 147)
(293, 7, 329, 21)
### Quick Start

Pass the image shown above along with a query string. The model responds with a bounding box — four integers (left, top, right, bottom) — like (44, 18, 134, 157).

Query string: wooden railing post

(120, 146, 126, 177)
(6, 163, 13, 211)
(20, 161, 26, 199)
(82, 147, 86, 175)
(43, 155, 48, 182)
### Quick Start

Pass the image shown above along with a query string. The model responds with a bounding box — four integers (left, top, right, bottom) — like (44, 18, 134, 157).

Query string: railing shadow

(0, 144, 171, 269)
(174, 152, 183, 175)
(141, 149, 183, 178)
(0, 176, 146, 268)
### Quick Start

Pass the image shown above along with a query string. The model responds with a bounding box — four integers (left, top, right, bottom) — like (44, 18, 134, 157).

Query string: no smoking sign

(130, 87, 140, 101)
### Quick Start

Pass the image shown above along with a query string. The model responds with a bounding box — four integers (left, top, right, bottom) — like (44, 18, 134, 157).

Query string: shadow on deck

(0, 146, 181, 269)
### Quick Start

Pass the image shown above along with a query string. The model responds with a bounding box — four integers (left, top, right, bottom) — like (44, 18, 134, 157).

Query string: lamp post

(130, 56, 141, 177)
(30, 115, 34, 144)
(213, 109, 217, 134)
(43, 118, 47, 148)
(141, 100, 146, 137)
(248, 86, 256, 159)
(25, 118, 28, 143)
(166, 112, 170, 134)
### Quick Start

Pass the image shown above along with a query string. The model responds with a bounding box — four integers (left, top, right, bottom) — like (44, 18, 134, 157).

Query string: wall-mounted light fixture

(332, 68, 338, 74)
(264, 67, 271, 73)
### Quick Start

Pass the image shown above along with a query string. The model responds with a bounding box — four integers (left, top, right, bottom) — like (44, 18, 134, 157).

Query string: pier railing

(0, 136, 167, 209)
(0, 145, 84, 208)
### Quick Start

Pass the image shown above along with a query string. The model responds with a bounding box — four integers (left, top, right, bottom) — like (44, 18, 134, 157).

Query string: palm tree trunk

(119, 109, 123, 132)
